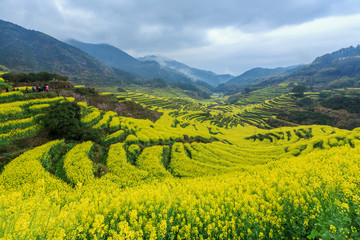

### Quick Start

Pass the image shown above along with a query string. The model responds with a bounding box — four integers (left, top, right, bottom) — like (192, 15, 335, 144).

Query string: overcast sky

(1, 0, 360, 75)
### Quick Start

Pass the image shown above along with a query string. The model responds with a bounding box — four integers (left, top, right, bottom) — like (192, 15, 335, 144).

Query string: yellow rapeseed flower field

(1, 144, 360, 239)
(1, 91, 360, 239)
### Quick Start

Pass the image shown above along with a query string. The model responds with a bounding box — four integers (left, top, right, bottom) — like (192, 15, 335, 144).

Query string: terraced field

(1, 89, 360, 239)
(2, 90, 359, 181)
(116, 91, 301, 128)
(235, 82, 293, 105)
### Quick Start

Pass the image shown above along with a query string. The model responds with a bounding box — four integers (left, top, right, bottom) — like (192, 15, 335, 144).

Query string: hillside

(254, 45, 360, 92)
(0, 19, 136, 86)
(221, 44, 360, 114)
(226, 66, 302, 86)
(139, 55, 233, 86)
(216, 65, 303, 93)
(218, 45, 360, 97)
(0, 20, 212, 98)
(66, 40, 194, 84)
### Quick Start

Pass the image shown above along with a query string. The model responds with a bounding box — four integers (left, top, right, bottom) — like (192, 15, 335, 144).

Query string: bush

(292, 85, 306, 98)
(74, 87, 96, 96)
(81, 128, 102, 143)
(41, 101, 83, 140)
(297, 97, 315, 107)
(321, 95, 360, 113)
(117, 87, 126, 92)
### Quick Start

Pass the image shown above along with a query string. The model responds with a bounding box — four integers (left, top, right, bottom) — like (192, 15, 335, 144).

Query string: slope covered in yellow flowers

(1, 89, 360, 239)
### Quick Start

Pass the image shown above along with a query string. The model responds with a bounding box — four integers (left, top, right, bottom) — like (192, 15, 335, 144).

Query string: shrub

(81, 128, 102, 143)
(117, 87, 126, 92)
(297, 97, 315, 107)
(41, 101, 83, 140)
(292, 85, 306, 98)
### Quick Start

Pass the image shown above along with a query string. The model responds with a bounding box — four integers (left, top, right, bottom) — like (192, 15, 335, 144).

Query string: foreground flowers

(1, 143, 360, 239)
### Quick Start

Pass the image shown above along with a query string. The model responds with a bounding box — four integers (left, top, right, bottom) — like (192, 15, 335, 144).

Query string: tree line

(1, 72, 69, 83)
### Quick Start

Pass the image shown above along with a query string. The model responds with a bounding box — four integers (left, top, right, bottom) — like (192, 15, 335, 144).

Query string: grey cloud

(56, 1, 360, 51)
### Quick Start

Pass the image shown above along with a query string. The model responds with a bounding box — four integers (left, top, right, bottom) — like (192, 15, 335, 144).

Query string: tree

(242, 87, 251, 94)
(292, 85, 306, 98)
(41, 101, 83, 140)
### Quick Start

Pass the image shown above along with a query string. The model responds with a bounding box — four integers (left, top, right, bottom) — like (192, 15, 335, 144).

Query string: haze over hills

(0, 19, 137, 85)
(66, 39, 195, 84)
(138, 55, 234, 86)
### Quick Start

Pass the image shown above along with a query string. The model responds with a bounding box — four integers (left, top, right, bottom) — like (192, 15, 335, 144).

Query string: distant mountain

(226, 66, 301, 86)
(139, 55, 233, 86)
(0, 19, 136, 85)
(216, 65, 303, 93)
(255, 45, 360, 91)
(224, 45, 360, 98)
(66, 40, 194, 84)
(313, 45, 360, 66)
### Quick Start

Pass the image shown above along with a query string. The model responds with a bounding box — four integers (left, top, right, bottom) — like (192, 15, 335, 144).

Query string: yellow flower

(330, 225, 336, 234)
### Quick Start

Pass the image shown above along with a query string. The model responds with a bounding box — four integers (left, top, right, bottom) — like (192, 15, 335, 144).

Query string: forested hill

(254, 45, 360, 91)
(219, 45, 360, 95)
(313, 45, 360, 66)
(218, 65, 302, 91)
(0, 19, 137, 86)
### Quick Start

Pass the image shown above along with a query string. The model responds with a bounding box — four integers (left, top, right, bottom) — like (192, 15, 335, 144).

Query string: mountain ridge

(66, 39, 195, 84)
(226, 66, 303, 85)
(255, 45, 360, 91)
(215, 65, 304, 93)
(0, 19, 137, 86)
